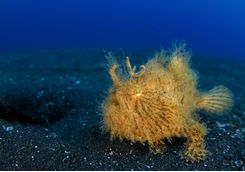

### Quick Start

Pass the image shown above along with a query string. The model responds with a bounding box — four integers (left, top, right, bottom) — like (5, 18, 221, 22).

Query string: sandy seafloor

(0, 49, 244, 171)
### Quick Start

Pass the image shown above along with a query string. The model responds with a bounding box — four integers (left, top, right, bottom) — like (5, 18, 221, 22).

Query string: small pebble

(75, 80, 81, 84)
(216, 121, 230, 128)
(146, 165, 151, 169)
(37, 90, 44, 99)
(234, 160, 243, 167)
(2, 125, 14, 132)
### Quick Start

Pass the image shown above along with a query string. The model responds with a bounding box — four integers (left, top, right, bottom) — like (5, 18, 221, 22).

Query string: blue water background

(0, 0, 244, 59)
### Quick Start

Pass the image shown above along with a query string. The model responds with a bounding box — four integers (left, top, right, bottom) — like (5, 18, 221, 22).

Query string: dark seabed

(0, 49, 244, 170)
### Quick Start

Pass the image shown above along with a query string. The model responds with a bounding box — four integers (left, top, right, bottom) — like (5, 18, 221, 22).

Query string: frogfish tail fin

(196, 86, 233, 114)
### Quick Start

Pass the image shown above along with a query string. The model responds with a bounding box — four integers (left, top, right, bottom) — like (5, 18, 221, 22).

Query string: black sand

(0, 49, 244, 170)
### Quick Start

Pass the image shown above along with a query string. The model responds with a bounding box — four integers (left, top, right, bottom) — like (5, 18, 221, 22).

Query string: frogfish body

(102, 45, 233, 162)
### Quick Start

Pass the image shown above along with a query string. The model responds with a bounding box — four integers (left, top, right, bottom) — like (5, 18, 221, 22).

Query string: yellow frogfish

(102, 44, 233, 162)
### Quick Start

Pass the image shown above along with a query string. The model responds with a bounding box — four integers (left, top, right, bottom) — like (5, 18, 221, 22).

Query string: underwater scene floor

(0, 49, 244, 170)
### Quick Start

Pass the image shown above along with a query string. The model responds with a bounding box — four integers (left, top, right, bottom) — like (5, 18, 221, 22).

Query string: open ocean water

(0, 0, 244, 170)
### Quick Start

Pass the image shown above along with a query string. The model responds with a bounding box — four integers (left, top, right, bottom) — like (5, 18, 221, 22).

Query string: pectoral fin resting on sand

(102, 44, 233, 162)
